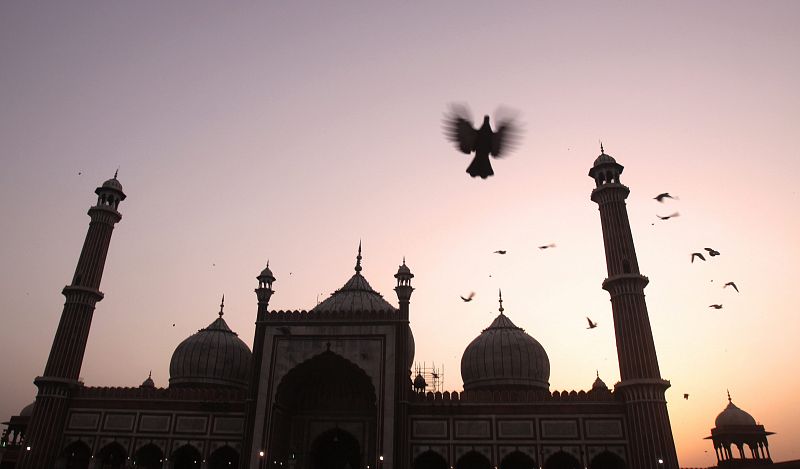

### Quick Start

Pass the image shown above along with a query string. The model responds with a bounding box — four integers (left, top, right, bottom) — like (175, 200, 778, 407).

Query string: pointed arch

(500, 450, 537, 469)
(545, 451, 581, 469)
(133, 443, 164, 469)
(456, 451, 491, 469)
(172, 444, 202, 469)
(59, 440, 91, 469)
(589, 451, 626, 469)
(96, 441, 127, 469)
(413, 450, 449, 469)
(209, 445, 240, 469)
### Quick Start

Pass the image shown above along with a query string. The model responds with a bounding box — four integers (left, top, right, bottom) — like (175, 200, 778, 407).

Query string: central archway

(269, 351, 377, 469)
(310, 428, 360, 469)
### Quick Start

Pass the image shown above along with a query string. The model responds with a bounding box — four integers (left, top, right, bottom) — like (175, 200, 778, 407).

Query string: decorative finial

(114, 167, 119, 179)
(596, 370, 600, 379)
(727, 389, 732, 403)
(219, 295, 225, 318)
(402, 256, 406, 265)
(600, 141, 605, 154)
(148, 370, 152, 379)
(498, 289, 504, 315)
(355, 241, 363, 273)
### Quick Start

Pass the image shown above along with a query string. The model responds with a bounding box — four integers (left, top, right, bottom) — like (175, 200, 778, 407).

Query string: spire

(498, 289, 504, 315)
(148, 370, 152, 379)
(596, 370, 600, 379)
(114, 168, 119, 179)
(727, 389, 732, 403)
(219, 295, 225, 318)
(355, 241, 363, 273)
(600, 141, 605, 154)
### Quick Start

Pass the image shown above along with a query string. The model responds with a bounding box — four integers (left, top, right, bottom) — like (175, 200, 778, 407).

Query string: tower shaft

(19, 179, 124, 469)
(589, 154, 679, 468)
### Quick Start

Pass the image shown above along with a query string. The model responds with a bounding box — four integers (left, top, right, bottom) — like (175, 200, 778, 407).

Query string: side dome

(19, 401, 35, 417)
(715, 398, 757, 427)
(169, 301, 252, 390)
(461, 311, 550, 392)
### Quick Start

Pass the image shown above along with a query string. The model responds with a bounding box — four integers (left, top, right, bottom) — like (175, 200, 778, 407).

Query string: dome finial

(219, 295, 225, 318)
(355, 241, 363, 273)
(596, 369, 599, 379)
(600, 140, 605, 155)
(148, 370, 152, 379)
(114, 167, 119, 179)
(498, 289, 504, 315)
(727, 389, 732, 403)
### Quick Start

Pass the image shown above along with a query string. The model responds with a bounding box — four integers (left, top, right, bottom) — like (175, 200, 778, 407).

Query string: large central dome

(461, 296, 550, 392)
(312, 245, 397, 313)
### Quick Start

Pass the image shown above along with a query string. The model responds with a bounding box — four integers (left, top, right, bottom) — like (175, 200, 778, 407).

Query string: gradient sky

(1, 2, 799, 466)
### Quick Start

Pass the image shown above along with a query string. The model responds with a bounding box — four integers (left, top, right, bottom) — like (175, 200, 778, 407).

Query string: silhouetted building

(3, 153, 691, 469)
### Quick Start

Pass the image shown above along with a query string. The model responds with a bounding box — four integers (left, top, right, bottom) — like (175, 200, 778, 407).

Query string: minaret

(19, 174, 126, 469)
(241, 261, 275, 468)
(393, 257, 414, 469)
(588, 148, 679, 468)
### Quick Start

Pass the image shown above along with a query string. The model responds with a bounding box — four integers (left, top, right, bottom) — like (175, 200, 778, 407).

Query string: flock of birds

(446, 105, 742, 400)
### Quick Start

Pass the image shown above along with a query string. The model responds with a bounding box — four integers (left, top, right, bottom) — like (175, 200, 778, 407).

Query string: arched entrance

(59, 441, 91, 469)
(134, 443, 164, 469)
(413, 450, 448, 469)
(209, 445, 239, 469)
(544, 451, 581, 469)
(269, 351, 377, 469)
(500, 451, 537, 469)
(309, 428, 360, 469)
(97, 442, 126, 469)
(172, 445, 202, 469)
(456, 451, 491, 469)
(589, 451, 626, 469)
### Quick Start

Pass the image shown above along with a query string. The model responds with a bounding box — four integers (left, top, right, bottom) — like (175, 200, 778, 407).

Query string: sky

(1, 2, 799, 466)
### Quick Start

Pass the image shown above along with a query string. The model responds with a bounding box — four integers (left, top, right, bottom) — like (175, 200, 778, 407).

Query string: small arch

(413, 450, 449, 469)
(172, 444, 202, 469)
(134, 443, 164, 469)
(500, 450, 537, 469)
(456, 451, 491, 469)
(545, 451, 581, 469)
(309, 428, 360, 469)
(209, 445, 239, 469)
(589, 451, 627, 469)
(59, 440, 91, 469)
(96, 441, 127, 469)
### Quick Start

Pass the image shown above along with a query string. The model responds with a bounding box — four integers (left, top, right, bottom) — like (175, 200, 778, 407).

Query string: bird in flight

(705, 247, 721, 257)
(654, 193, 676, 202)
(443, 104, 521, 179)
(724, 282, 739, 293)
(691, 252, 706, 263)
(494, 250, 507, 255)
(460, 292, 475, 302)
(657, 212, 680, 220)
(538, 243, 556, 250)
(709, 304, 723, 309)
(684, 393, 690, 400)
(586, 317, 598, 329)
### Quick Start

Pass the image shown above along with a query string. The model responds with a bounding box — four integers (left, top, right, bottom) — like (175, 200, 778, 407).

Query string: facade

(2, 152, 687, 469)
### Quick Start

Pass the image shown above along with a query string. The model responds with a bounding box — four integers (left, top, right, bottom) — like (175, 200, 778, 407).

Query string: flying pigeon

(460, 292, 475, 302)
(586, 317, 598, 329)
(657, 212, 680, 220)
(704, 247, 720, 257)
(654, 193, 676, 202)
(709, 304, 723, 309)
(443, 104, 521, 179)
(494, 250, 507, 255)
(538, 243, 556, 250)
(724, 282, 739, 293)
(684, 393, 689, 400)
(691, 252, 706, 263)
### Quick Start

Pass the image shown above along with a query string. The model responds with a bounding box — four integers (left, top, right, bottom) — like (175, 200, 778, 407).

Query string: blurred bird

(494, 250, 507, 255)
(172, 323, 175, 327)
(724, 282, 739, 293)
(684, 393, 690, 400)
(538, 243, 556, 250)
(691, 252, 706, 263)
(705, 247, 720, 257)
(460, 292, 475, 302)
(657, 212, 680, 220)
(654, 193, 676, 202)
(78, 171, 82, 176)
(709, 304, 723, 309)
(443, 104, 521, 178)
(586, 317, 598, 329)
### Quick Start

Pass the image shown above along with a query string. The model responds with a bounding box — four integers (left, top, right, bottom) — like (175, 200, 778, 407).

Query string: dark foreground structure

(3, 152, 783, 469)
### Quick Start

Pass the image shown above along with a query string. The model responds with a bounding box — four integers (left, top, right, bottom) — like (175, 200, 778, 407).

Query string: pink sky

(1, 2, 799, 466)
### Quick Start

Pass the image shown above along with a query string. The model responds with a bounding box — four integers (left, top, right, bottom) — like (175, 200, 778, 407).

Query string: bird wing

(443, 104, 478, 154)
(586, 317, 594, 327)
(490, 113, 521, 158)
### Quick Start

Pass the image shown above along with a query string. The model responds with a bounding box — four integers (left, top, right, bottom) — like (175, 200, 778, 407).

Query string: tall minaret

(588, 148, 679, 468)
(18, 175, 126, 469)
(393, 257, 414, 469)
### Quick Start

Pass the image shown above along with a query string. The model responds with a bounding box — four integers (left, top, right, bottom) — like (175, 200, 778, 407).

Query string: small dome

(140, 372, 155, 389)
(259, 262, 275, 282)
(593, 152, 616, 166)
(592, 373, 609, 391)
(461, 312, 550, 391)
(413, 373, 427, 390)
(102, 177, 123, 192)
(19, 401, 35, 417)
(169, 308, 252, 390)
(715, 399, 757, 428)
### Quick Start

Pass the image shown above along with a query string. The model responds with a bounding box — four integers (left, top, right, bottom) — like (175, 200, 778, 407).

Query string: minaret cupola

(588, 143, 625, 188)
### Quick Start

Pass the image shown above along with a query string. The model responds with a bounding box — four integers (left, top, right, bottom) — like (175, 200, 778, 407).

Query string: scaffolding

(412, 362, 444, 393)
